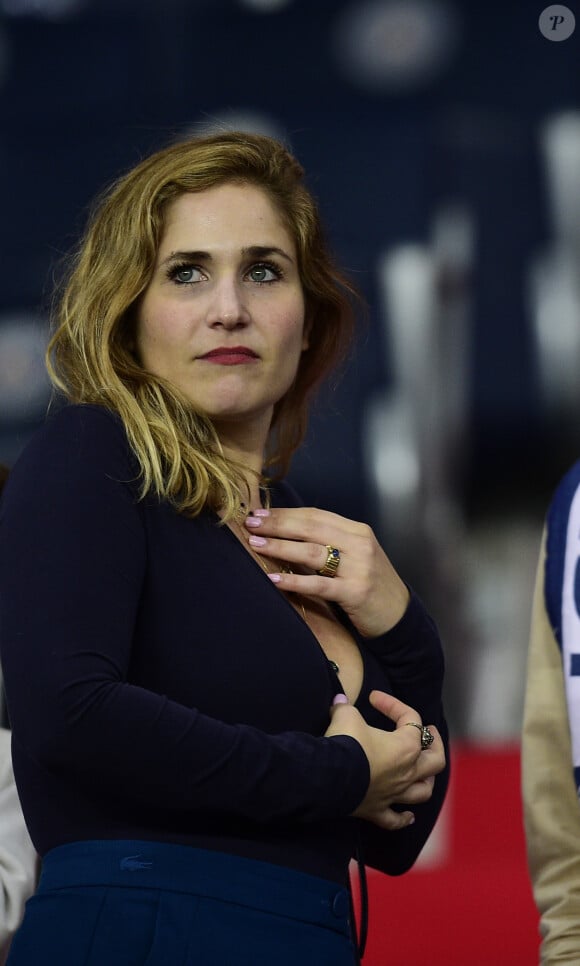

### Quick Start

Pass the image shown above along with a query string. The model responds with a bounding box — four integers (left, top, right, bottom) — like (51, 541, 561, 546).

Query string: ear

(301, 315, 313, 351)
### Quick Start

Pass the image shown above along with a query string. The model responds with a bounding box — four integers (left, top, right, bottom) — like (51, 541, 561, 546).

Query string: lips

(199, 346, 259, 365)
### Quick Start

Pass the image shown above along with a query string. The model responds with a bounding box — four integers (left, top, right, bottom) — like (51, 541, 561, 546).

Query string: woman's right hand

(325, 690, 446, 830)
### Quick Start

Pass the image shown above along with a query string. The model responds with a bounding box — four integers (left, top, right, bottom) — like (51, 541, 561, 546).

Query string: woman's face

(136, 182, 307, 435)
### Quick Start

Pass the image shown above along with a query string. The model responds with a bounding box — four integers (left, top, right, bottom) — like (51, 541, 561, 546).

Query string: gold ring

(317, 545, 341, 578)
(406, 722, 435, 750)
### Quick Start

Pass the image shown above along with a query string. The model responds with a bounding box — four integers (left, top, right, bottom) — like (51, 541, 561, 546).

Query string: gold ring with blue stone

(318, 545, 341, 578)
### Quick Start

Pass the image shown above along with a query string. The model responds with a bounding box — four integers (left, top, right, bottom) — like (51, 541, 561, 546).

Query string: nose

(205, 277, 251, 330)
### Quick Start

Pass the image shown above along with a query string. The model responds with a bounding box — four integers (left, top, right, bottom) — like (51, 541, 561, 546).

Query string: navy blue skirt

(8, 840, 357, 965)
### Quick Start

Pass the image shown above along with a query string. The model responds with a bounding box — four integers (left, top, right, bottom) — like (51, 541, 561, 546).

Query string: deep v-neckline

(215, 514, 367, 702)
(217, 514, 344, 670)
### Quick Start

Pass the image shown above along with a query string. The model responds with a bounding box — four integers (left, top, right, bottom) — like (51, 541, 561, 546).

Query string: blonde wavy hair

(48, 131, 356, 519)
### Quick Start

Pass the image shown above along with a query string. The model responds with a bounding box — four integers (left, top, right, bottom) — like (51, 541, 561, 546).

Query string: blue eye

(168, 264, 204, 284)
(248, 263, 281, 283)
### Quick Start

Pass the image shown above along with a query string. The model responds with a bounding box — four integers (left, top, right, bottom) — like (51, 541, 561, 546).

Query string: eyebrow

(160, 245, 295, 267)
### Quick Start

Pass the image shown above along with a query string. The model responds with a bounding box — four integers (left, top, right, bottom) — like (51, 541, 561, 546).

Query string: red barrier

(353, 743, 540, 965)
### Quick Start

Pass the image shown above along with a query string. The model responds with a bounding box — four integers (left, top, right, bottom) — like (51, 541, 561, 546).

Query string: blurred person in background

(0, 468, 37, 965)
(0, 132, 448, 965)
(523, 462, 580, 963)
(0, 729, 37, 966)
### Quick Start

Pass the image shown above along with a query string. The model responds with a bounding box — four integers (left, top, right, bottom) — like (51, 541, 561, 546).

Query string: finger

(264, 568, 349, 599)
(244, 507, 362, 545)
(410, 725, 444, 762)
(392, 776, 435, 806)
(369, 808, 416, 831)
(325, 695, 360, 739)
(332, 693, 349, 707)
(368, 690, 421, 729)
(249, 512, 374, 596)
(401, 732, 445, 786)
(416, 729, 446, 776)
(246, 534, 337, 575)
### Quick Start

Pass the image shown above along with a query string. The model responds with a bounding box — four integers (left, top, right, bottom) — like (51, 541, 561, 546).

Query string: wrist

(358, 582, 411, 638)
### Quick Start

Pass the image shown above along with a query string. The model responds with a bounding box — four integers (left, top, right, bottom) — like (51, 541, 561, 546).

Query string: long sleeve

(0, 405, 369, 836)
(355, 593, 450, 874)
(363, 591, 446, 725)
(522, 533, 580, 964)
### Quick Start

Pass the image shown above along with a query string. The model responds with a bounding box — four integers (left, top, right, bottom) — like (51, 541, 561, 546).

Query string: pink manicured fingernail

(267, 573, 281, 583)
(408, 815, 416, 826)
(252, 508, 270, 517)
(332, 693, 349, 706)
(245, 516, 262, 528)
(248, 535, 267, 547)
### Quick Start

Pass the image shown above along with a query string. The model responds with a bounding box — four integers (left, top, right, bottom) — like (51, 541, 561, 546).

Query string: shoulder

(2, 404, 139, 512)
(23, 403, 127, 458)
(12, 404, 131, 471)
(544, 461, 580, 640)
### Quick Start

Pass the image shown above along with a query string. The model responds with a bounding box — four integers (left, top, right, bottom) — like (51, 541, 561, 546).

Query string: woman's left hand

(244, 507, 410, 638)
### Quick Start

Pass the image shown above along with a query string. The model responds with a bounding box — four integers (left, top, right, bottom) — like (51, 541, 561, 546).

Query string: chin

(206, 398, 276, 429)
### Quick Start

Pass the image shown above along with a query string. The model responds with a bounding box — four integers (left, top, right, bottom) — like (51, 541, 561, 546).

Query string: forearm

(352, 592, 449, 872)
(362, 590, 446, 724)
(10, 678, 370, 823)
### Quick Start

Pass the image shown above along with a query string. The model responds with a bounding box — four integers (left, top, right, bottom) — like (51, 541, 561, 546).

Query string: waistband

(39, 840, 352, 936)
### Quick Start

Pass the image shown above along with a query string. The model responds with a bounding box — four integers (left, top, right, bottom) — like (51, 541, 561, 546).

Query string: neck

(214, 414, 271, 509)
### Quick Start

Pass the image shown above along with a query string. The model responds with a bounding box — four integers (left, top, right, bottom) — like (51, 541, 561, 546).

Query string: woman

(0, 132, 448, 965)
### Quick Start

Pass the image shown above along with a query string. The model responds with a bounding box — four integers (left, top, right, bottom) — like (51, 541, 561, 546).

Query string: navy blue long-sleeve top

(0, 405, 449, 884)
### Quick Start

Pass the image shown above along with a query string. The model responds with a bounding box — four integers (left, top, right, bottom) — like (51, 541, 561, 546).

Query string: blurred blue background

(0, 0, 579, 738)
